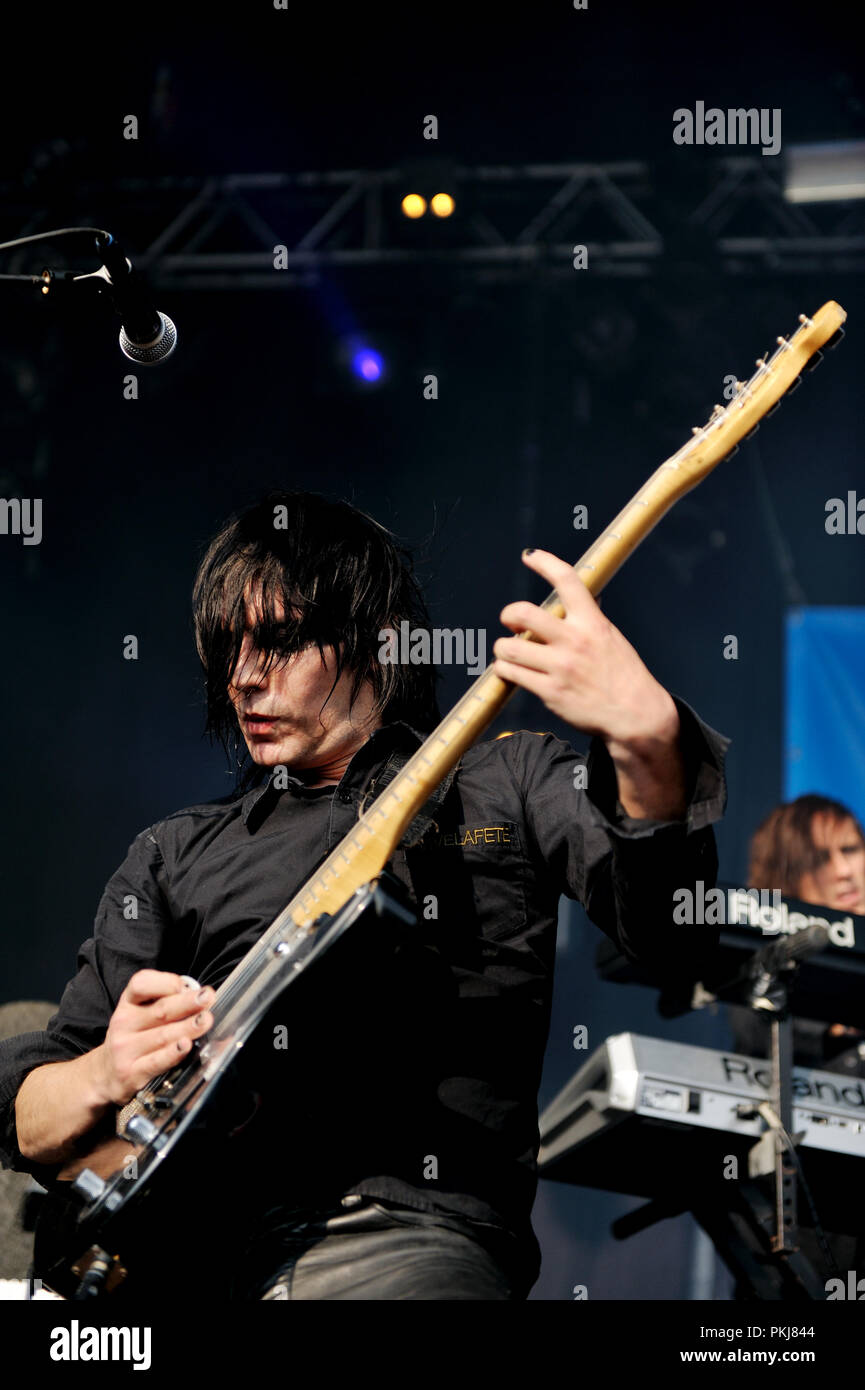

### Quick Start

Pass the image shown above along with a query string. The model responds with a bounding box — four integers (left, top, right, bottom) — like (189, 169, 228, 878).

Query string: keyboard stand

(611, 1174, 827, 1299)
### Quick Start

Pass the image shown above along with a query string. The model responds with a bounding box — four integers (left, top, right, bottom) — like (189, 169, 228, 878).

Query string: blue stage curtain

(785, 607, 865, 829)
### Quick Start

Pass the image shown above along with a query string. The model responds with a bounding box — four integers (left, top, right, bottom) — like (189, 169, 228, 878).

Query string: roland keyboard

(538, 1033, 865, 1232)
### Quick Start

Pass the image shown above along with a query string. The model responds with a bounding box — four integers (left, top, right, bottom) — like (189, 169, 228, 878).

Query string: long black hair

(192, 491, 441, 781)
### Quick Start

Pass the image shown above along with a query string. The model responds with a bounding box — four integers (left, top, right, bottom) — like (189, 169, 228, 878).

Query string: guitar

(39, 301, 847, 1298)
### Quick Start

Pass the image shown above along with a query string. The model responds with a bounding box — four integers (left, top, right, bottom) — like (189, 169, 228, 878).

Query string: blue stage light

(352, 348, 384, 382)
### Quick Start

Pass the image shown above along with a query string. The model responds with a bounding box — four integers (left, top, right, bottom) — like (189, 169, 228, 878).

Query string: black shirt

(0, 696, 729, 1288)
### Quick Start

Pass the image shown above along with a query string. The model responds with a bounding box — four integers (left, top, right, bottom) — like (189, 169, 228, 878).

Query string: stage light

(351, 347, 384, 382)
(784, 140, 865, 203)
(401, 193, 427, 219)
(430, 192, 455, 218)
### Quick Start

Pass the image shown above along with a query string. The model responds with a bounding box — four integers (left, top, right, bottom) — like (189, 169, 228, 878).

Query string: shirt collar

(240, 720, 427, 828)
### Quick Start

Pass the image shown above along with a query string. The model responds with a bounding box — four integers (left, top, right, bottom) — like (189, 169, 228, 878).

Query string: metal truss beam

(3, 160, 863, 286)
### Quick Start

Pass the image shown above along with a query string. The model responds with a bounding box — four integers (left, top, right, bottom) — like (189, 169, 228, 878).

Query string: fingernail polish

(522, 547, 535, 556)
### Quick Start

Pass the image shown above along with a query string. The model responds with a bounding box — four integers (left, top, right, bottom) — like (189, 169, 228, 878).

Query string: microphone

(93, 231, 177, 364)
(751, 921, 830, 975)
(746, 921, 830, 1009)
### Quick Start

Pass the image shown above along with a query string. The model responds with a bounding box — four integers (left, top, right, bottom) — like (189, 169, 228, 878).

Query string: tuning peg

(803, 351, 824, 373)
(798, 313, 814, 327)
(71, 1168, 106, 1205)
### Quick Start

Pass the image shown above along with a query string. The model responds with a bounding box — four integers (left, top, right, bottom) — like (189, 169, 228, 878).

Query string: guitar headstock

(675, 300, 847, 486)
(536, 299, 849, 606)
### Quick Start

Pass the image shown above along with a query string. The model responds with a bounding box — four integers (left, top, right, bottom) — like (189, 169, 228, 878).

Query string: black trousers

(230, 1193, 523, 1301)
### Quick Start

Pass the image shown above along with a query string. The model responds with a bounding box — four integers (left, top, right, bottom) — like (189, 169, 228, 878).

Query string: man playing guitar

(1, 489, 730, 1299)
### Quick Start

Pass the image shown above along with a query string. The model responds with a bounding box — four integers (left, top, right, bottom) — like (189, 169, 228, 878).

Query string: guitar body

(39, 875, 422, 1299)
(35, 1081, 254, 1300)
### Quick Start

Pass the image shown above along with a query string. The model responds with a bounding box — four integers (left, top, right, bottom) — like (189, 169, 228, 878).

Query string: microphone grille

(119, 313, 178, 365)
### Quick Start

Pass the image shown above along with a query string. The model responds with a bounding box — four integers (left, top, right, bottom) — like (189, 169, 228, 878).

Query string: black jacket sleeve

(0, 825, 174, 1175)
(516, 695, 730, 977)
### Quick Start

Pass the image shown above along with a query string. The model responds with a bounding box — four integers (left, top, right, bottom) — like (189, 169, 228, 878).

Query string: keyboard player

(729, 793, 865, 1077)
